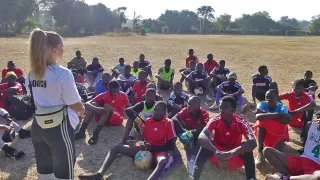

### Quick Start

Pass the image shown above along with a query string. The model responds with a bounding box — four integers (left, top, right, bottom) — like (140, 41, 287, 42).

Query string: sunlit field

(0, 34, 320, 180)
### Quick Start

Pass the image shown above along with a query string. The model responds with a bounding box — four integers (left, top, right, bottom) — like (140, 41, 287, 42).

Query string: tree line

(1, 0, 320, 36)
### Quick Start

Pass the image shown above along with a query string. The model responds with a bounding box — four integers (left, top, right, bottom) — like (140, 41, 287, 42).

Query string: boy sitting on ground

(1, 61, 26, 93)
(167, 82, 189, 118)
(155, 59, 174, 91)
(75, 80, 129, 145)
(172, 96, 209, 174)
(279, 79, 316, 129)
(0, 72, 23, 110)
(78, 101, 176, 180)
(209, 72, 246, 112)
(84, 57, 104, 91)
(118, 65, 137, 98)
(73, 72, 90, 102)
(186, 63, 212, 101)
(95, 73, 112, 97)
(191, 96, 257, 180)
(138, 54, 153, 80)
(263, 118, 320, 180)
(120, 88, 157, 143)
(254, 90, 292, 167)
(210, 60, 230, 90)
(180, 49, 199, 73)
(131, 61, 141, 77)
(252, 65, 278, 105)
(68, 50, 87, 74)
(180, 61, 196, 83)
(112, 57, 126, 78)
(142, 83, 164, 102)
(204, 54, 218, 74)
(132, 71, 149, 104)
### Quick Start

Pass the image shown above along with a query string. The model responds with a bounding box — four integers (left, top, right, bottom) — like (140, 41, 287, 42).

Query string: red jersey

(280, 91, 313, 128)
(176, 107, 209, 130)
(207, 115, 252, 151)
(2, 68, 23, 78)
(0, 82, 23, 109)
(204, 60, 219, 74)
(94, 91, 129, 116)
(132, 80, 149, 102)
(143, 116, 176, 146)
(185, 56, 199, 68)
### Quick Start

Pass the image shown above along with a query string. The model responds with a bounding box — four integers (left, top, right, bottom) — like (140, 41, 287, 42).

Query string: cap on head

(227, 72, 237, 80)
(6, 71, 17, 79)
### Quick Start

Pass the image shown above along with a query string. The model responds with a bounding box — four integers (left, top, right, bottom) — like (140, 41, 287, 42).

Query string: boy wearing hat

(0, 72, 23, 110)
(209, 72, 246, 112)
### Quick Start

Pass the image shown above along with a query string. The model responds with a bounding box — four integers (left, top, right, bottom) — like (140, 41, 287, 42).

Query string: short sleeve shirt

(257, 101, 289, 114)
(132, 80, 149, 98)
(69, 57, 87, 70)
(189, 70, 208, 80)
(185, 56, 199, 68)
(168, 92, 189, 108)
(176, 107, 209, 130)
(118, 74, 137, 82)
(2, 68, 23, 78)
(143, 117, 176, 146)
(86, 64, 103, 72)
(218, 81, 243, 94)
(114, 64, 126, 74)
(206, 115, 253, 151)
(138, 60, 150, 69)
(204, 60, 219, 74)
(93, 91, 129, 116)
(211, 67, 230, 80)
(252, 74, 272, 91)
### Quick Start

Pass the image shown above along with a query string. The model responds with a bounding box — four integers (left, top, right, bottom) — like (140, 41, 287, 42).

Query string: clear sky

(86, 0, 319, 21)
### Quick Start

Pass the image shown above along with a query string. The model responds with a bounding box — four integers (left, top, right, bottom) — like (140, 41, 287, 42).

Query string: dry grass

(0, 34, 320, 180)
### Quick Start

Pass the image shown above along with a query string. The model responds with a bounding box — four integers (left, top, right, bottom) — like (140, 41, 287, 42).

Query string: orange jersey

(185, 56, 199, 68)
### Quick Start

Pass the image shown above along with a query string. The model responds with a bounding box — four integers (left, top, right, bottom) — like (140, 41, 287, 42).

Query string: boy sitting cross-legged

(78, 101, 176, 180)
(75, 80, 129, 145)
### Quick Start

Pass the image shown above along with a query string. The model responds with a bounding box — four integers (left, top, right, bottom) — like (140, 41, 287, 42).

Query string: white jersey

(301, 121, 320, 164)
(26, 64, 81, 129)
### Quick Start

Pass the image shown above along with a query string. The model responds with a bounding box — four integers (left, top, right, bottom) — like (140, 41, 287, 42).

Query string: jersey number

(312, 144, 320, 158)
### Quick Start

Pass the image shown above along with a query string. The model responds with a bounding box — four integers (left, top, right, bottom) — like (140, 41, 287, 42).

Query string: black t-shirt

(304, 79, 316, 88)
(211, 67, 230, 81)
(138, 60, 150, 69)
(218, 81, 243, 94)
(189, 70, 208, 80)
(86, 64, 103, 72)
(252, 74, 272, 91)
(125, 101, 155, 120)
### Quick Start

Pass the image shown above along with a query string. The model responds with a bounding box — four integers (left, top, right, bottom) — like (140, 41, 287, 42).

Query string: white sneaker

(209, 103, 219, 110)
(187, 158, 195, 175)
(164, 155, 174, 170)
(205, 95, 213, 101)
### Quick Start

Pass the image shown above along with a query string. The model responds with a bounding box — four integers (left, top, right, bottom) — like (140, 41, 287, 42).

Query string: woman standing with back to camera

(27, 28, 85, 180)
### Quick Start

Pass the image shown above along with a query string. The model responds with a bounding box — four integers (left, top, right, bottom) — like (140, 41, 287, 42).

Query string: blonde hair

(29, 28, 62, 79)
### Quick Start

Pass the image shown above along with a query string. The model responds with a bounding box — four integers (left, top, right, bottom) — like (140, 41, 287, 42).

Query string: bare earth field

(0, 34, 320, 180)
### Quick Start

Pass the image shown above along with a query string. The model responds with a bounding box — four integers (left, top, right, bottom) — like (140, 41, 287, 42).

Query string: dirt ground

(0, 34, 319, 180)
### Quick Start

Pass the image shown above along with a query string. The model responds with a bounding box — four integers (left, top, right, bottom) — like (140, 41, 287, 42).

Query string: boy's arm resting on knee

(230, 134, 257, 156)
(69, 101, 85, 117)
(150, 138, 176, 152)
(198, 128, 219, 154)
(291, 101, 316, 114)
(84, 101, 103, 112)
(125, 102, 144, 120)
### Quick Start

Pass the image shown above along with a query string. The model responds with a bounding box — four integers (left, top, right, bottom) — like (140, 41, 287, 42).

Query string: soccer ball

(134, 151, 153, 170)
(194, 87, 203, 95)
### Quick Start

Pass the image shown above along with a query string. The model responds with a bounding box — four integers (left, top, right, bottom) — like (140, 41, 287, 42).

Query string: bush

(0, 32, 16, 37)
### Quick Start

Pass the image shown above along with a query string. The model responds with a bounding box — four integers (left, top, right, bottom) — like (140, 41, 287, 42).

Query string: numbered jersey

(302, 121, 320, 164)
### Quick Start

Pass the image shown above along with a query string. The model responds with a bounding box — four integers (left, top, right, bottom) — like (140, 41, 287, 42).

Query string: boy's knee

(157, 156, 168, 166)
(111, 144, 121, 152)
(262, 147, 272, 157)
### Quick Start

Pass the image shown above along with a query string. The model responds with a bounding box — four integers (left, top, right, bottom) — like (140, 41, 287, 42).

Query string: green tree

(179, 10, 199, 33)
(279, 16, 298, 27)
(197, 5, 215, 34)
(161, 25, 169, 34)
(216, 14, 231, 31)
(158, 10, 181, 33)
(310, 17, 320, 34)
(113, 7, 127, 28)
(89, 3, 117, 33)
(0, 0, 38, 33)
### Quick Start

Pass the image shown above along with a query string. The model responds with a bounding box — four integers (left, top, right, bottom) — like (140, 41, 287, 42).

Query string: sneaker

(164, 155, 174, 170)
(18, 129, 31, 139)
(255, 152, 265, 168)
(2, 145, 26, 160)
(205, 95, 213, 101)
(187, 158, 195, 175)
(78, 172, 103, 180)
(209, 103, 219, 110)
